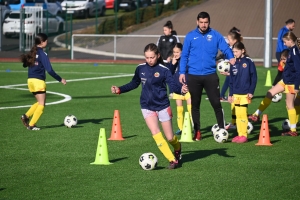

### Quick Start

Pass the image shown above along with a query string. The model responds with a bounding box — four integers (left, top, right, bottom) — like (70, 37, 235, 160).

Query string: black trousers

(187, 73, 225, 131)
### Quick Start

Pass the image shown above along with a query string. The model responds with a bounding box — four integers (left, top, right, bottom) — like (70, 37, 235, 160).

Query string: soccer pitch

(0, 62, 299, 199)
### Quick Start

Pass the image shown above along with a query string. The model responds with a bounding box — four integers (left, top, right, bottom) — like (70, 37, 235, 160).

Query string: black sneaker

(167, 160, 179, 169)
(21, 114, 29, 127)
(174, 143, 182, 161)
(27, 125, 40, 131)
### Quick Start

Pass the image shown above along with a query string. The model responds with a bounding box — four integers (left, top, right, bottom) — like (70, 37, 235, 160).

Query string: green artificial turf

(0, 63, 299, 200)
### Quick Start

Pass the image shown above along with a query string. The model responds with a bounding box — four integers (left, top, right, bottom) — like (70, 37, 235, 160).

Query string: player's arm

(40, 53, 62, 82)
(117, 67, 141, 94)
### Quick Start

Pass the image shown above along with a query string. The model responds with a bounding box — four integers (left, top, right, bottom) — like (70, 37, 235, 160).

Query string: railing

(69, 34, 279, 62)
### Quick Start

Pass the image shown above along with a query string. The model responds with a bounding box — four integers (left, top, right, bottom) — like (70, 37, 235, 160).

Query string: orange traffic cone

(108, 110, 125, 140)
(255, 114, 272, 146)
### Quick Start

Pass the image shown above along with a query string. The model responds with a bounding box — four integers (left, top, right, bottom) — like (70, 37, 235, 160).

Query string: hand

(248, 93, 253, 99)
(220, 71, 230, 76)
(179, 74, 186, 84)
(228, 96, 233, 103)
(111, 86, 120, 94)
(166, 57, 172, 63)
(172, 56, 178, 65)
(181, 84, 188, 94)
(61, 78, 66, 85)
(229, 58, 235, 65)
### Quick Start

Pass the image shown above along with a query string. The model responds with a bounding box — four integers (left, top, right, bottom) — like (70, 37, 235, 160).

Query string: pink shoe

(236, 136, 248, 143)
(232, 136, 240, 143)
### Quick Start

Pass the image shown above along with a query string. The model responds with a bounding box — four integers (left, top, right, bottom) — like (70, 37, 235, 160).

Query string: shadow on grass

(182, 148, 234, 163)
(110, 157, 128, 163)
(123, 135, 137, 139)
(77, 118, 112, 125)
(41, 124, 65, 128)
(0, 188, 6, 192)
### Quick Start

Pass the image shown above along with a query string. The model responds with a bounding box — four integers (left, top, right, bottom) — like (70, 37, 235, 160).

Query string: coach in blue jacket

(276, 19, 295, 62)
(179, 11, 235, 141)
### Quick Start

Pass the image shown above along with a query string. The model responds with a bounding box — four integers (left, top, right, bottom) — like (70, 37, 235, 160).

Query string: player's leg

(27, 79, 46, 130)
(175, 97, 184, 135)
(249, 82, 284, 122)
(282, 89, 297, 136)
(294, 95, 300, 124)
(187, 74, 204, 140)
(185, 92, 194, 127)
(220, 76, 230, 101)
(204, 73, 225, 129)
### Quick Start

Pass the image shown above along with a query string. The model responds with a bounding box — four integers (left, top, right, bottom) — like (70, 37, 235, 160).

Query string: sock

(29, 105, 44, 126)
(187, 104, 194, 127)
(152, 132, 175, 162)
(239, 106, 248, 137)
(255, 97, 272, 115)
(235, 106, 248, 137)
(25, 102, 39, 118)
(295, 105, 300, 124)
(231, 103, 236, 124)
(169, 135, 181, 151)
(287, 108, 297, 132)
(176, 106, 184, 130)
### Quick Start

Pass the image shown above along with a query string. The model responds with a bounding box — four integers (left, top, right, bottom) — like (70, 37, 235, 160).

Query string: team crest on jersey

(206, 35, 213, 41)
(169, 38, 173, 42)
(242, 63, 247, 68)
(154, 72, 160, 77)
(162, 38, 165, 41)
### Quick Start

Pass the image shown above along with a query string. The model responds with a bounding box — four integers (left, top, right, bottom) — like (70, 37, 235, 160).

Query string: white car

(61, 0, 106, 18)
(3, 10, 65, 38)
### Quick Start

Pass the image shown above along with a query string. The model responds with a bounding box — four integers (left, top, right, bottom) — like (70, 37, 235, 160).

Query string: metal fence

(69, 34, 279, 62)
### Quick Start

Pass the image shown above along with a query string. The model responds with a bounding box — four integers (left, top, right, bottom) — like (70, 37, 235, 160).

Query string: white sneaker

(225, 123, 236, 130)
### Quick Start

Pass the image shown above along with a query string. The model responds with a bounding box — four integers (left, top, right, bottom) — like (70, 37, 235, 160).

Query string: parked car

(60, 0, 106, 18)
(3, 10, 65, 37)
(118, 0, 151, 11)
(0, 0, 11, 22)
(24, 0, 63, 16)
(105, 0, 113, 9)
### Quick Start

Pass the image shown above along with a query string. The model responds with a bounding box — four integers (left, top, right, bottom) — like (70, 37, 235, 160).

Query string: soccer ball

(282, 119, 290, 131)
(247, 121, 254, 134)
(211, 123, 219, 135)
(217, 60, 230, 73)
(139, 152, 158, 170)
(272, 93, 283, 103)
(214, 128, 229, 143)
(64, 115, 77, 128)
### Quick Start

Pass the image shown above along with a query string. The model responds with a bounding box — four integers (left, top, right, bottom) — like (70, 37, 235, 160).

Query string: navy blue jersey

(157, 35, 180, 60)
(28, 47, 62, 82)
(166, 58, 187, 93)
(282, 45, 300, 89)
(229, 57, 257, 96)
(119, 62, 182, 111)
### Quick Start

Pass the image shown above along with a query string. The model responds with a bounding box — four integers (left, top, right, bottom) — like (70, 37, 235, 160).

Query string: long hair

(20, 33, 48, 67)
(228, 27, 243, 43)
(144, 43, 164, 65)
(232, 42, 249, 57)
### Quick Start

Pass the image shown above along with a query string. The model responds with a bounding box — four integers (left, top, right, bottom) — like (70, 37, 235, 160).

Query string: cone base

(255, 143, 272, 146)
(90, 161, 113, 165)
(108, 137, 125, 140)
(179, 139, 194, 142)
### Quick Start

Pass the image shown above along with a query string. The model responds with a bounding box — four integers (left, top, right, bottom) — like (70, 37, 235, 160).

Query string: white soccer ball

(272, 93, 283, 103)
(247, 122, 254, 134)
(217, 60, 230, 73)
(214, 128, 229, 143)
(211, 123, 219, 135)
(282, 119, 290, 132)
(64, 115, 78, 128)
(139, 152, 158, 170)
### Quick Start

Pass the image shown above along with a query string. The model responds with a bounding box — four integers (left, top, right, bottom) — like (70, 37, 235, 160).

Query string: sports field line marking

(0, 74, 133, 88)
(0, 87, 72, 110)
(0, 74, 133, 109)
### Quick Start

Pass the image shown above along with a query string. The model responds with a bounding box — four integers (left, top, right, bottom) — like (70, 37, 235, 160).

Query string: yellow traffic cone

(179, 112, 194, 142)
(265, 70, 272, 86)
(90, 128, 112, 165)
